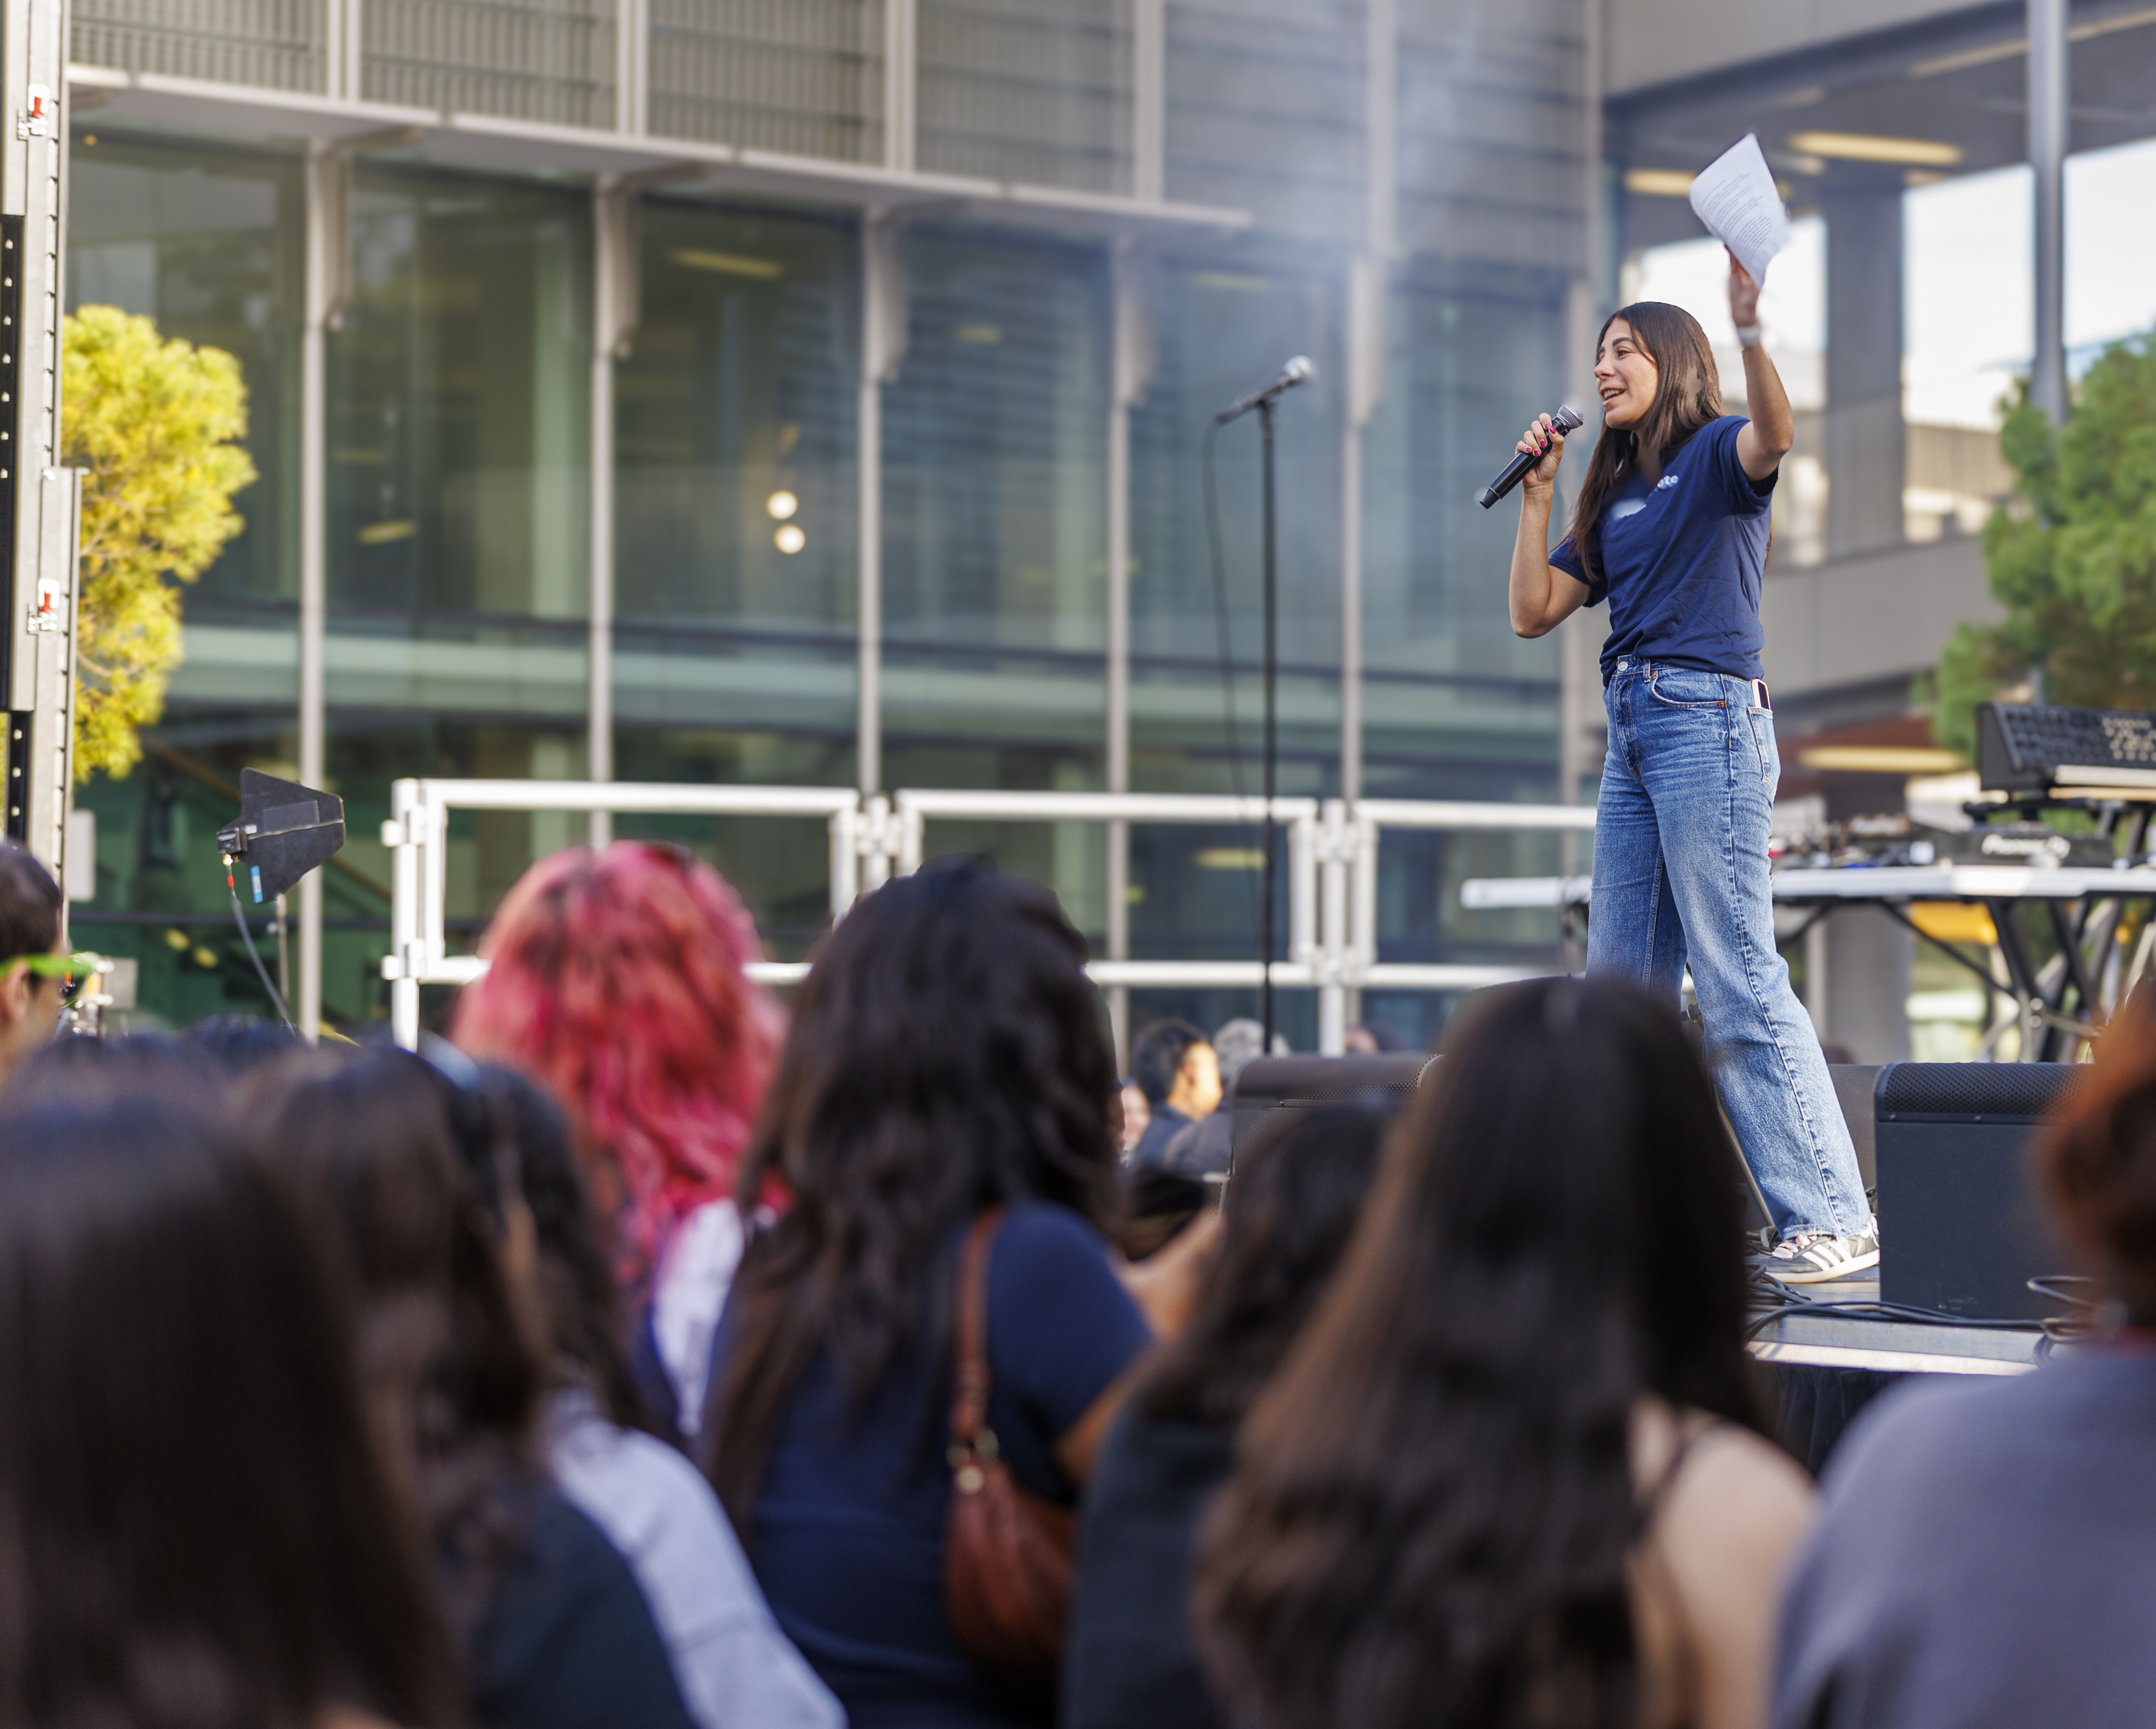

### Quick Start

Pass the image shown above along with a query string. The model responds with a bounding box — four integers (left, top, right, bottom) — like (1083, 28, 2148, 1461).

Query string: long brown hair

(1568, 301, 1724, 586)
(705, 858, 1121, 1527)
(1192, 977, 1769, 1729)
(0, 1066, 463, 1729)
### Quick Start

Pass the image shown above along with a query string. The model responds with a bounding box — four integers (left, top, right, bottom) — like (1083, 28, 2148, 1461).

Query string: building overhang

(67, 63, 1253, 244)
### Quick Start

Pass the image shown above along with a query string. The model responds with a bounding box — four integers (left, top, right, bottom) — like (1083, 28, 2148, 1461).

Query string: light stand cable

(225, 856, 295, 1031)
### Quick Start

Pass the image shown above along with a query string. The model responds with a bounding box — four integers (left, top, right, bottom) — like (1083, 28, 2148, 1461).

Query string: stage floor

(1746, 1268, 2046, 1377)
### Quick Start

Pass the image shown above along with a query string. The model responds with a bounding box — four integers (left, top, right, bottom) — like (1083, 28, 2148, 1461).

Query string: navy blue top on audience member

(1065, 1101, 1387, 1729)
(706, 859, 1153, 1729)
(1776, 991, 2156, 1729)
(721, 1203, 1148, 1727)
(1549, 414, 1775, 684)
(471, 1486, 698, 1729)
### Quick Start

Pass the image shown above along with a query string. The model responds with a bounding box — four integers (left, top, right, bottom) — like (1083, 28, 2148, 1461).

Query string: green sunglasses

(0, 952, 96, 996)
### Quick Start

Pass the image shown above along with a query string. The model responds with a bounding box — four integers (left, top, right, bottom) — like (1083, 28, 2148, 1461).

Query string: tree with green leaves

(1936, 340, 2156, 757)
(62, 304, 256, 780)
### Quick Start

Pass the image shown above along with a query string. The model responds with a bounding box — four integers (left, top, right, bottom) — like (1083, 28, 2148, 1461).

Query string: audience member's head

(184, 1011, 305, 1079)
(710, 856, 1119, 1518)
(1210, 1018, 1267, 1090)
(261, 1046, 543, 1636)
(4, 1028, 201, 1108)
(1134, 1018, 1221, 1118)
(1118, 1079, 1151, 1155)
(2037, 992, 2156, 1321)
(1342, 1020, 1404, 1055)
(0, 840, 66, 1083)
(1195, 976, 1764, 1729)
(1140, 1099, 1386, 1428)
(0, 1073, 458, 1728)
(450, 840, 783, 1270)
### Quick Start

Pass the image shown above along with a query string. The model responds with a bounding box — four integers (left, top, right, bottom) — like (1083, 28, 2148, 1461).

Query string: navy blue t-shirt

(1548, 414, 1777, 683)
(713, 1201, 1154, 1729)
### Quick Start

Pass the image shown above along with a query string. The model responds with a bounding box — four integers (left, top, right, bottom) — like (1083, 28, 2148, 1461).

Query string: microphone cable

(223, 853, 295, 1032)
(1200, 417, 1263, 958)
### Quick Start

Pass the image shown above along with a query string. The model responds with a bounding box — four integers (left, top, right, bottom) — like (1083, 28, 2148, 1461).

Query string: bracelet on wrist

(1735, 323, 1763, 351)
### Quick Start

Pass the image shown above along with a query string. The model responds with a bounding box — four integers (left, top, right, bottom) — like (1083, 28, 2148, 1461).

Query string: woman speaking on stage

(1506, 256, 1876, 1283)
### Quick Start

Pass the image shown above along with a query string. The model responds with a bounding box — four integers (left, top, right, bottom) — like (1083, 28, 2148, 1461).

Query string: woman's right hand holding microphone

(1517, 413, 1566, 497)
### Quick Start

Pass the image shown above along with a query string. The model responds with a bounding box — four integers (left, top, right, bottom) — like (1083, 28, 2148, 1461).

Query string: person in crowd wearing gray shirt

(1775, 997, 2156, 1729)
(479, 1063, 844, 1729)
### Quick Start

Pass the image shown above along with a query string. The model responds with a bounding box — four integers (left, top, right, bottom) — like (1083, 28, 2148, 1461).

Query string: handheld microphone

(1216, 356, 1316, 424)
(1477, 404, 1586, 508)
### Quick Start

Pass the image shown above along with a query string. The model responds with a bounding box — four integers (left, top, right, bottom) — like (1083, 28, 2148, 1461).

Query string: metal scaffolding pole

(2028, 0, 2068, 422)
(1, 0, 76, 888)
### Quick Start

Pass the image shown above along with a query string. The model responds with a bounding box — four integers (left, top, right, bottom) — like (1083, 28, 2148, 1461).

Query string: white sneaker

(1768, 1230, 1881, 1284)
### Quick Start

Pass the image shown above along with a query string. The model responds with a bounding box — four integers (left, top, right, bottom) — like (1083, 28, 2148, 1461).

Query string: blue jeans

(1588, 661, 1872, 1241)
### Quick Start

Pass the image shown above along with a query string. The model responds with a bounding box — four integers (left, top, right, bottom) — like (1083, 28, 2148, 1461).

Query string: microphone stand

(1215, 358, 1309, 1050)
(1258, 396, 1277, 1049)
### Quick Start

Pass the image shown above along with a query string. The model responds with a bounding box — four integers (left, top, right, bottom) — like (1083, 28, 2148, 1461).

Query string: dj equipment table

(1461, 864, 2156, 1061)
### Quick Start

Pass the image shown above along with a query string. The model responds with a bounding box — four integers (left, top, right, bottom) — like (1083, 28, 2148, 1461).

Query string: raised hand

(1727, 250, 1761, 330)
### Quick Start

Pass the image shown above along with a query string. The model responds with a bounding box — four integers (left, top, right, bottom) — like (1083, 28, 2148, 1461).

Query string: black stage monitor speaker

(1230, 1055, 1436, 1163)
(1875, 1062, 2085, 1321)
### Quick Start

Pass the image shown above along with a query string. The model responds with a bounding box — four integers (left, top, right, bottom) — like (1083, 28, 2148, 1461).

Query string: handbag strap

(949, 1206, 1004, 1448)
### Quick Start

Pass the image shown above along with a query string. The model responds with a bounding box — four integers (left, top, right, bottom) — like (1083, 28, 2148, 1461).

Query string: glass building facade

(65, 0, 1589, 1045)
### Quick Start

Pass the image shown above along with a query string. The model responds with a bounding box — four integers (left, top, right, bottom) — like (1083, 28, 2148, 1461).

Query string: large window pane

(610, 197, 862, 953)
(880, 223, 1109, 936)
(68, 132, 300, 604)
(67, 131, 305, 1030)
(1119, 243, 1342, 1043)
(331, 167, 591, 625)
(316, 167, 592, 1024)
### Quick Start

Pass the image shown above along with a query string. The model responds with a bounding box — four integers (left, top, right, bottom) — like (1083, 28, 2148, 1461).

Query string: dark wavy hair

(483, 1062, 656, 1433)
(706, 856, 1121, 1524)
(1567, 301, 1724, 588)
(260, 1049, 546, 1642)
(0, 1077, 461, 1728)
(1138, 1098, 1387, 1427)
(1193, 976, 1767, 1729)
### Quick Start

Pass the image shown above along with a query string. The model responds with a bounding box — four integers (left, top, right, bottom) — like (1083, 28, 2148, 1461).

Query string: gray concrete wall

(1760, 535, 1998, 698)
(1606, 0, 1988, 94)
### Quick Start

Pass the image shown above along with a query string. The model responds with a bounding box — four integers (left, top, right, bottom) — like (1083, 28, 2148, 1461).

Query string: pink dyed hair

(450, 841, 782, 1271)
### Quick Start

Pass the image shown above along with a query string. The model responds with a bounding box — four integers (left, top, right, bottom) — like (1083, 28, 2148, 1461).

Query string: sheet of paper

(1688, 132, 1789, 287)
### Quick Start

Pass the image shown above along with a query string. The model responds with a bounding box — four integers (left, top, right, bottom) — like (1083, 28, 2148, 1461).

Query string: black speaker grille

(1876, 1062, 2088, 1121)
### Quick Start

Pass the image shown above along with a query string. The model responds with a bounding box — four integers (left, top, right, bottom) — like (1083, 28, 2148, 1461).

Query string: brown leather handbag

(943, 1206, 1077, 1697)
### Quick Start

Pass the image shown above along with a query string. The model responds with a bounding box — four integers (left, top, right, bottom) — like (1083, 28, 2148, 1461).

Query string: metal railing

(382, 777, 1597, 1050)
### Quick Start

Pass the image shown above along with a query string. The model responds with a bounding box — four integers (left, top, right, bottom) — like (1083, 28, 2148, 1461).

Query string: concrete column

(589, 180, 635, 846)
(1822, 185, 1905, 558)
(858, 214, 907, 795)
(883, 0, 916, 172)
(2028, 0, 2068, 422)
(1107, 242, 1152, 1067)
(298, 141, 340, 1043)
(1131, 0, 1164, 202)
